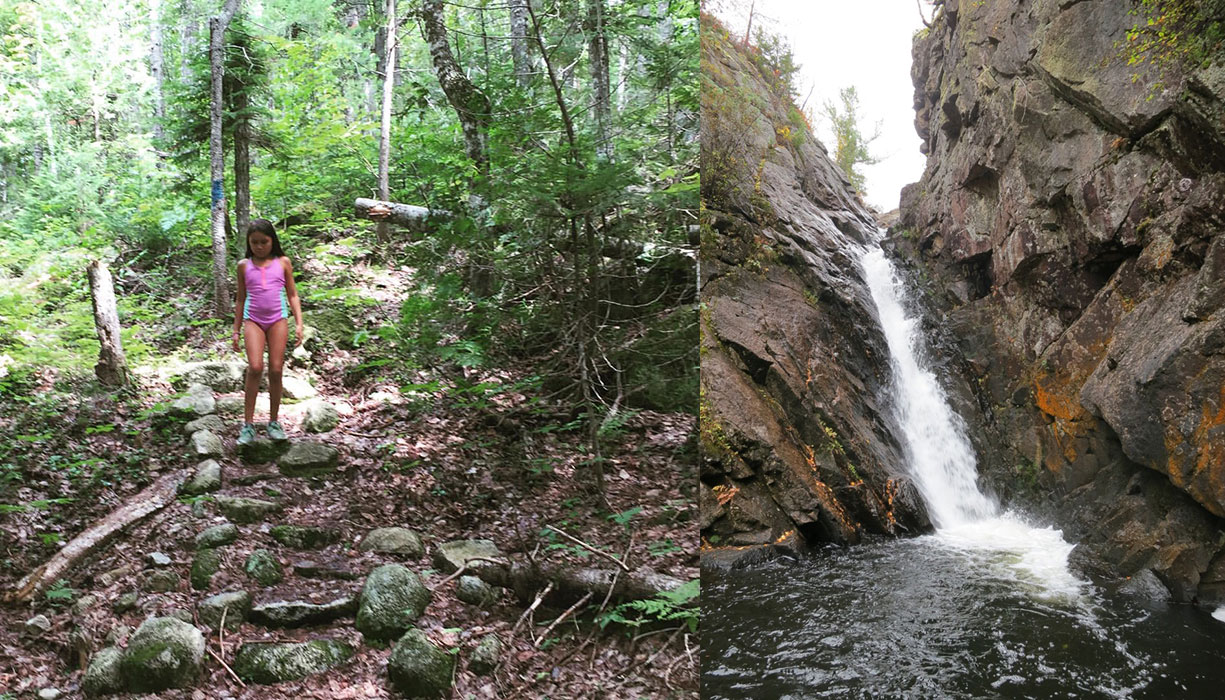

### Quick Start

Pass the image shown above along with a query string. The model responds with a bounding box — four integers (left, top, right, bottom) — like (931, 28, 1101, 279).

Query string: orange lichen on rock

(1033, 376, 1086, 421)
(713, 484, 739, 506)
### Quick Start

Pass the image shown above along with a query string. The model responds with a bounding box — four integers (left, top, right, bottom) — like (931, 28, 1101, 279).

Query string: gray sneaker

(237, 423, 257, 445)
(266, 420, 287, 441)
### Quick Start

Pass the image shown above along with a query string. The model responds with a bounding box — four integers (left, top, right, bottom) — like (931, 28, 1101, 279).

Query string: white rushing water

(859, 244, 1084, 601)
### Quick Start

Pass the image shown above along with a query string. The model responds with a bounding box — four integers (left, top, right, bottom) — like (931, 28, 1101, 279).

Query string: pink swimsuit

(242, 258, 289, 332)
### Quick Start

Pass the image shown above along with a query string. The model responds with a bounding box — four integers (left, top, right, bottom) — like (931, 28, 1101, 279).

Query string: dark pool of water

(702, 538, 1225, 699)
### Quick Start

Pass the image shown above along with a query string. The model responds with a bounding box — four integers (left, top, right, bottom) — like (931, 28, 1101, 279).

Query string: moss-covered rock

(215, 495, 281, 524)
(191, 548, 223, 590)
(179, 459, 222, 495)
(359, 527, 423, 557)
(244, 549, 284, 586)
(195, 523, 239, 549)
(277, 442, 340, 477)
(234, 640, 354, 684)
(469, 634, 502, 676)
(118, 617, 205, 693)
(190, 430, 224, 459)
(386, 629, 454, 698)
(171, 384, 216, 420)
(183, 414, 225, 436)
(356, 564, 431, 641)
(237, 437, 291, 465)
(82, 647, 124, 696)
(302, 399, 340, 433)
(143, 569, 180, 593)
(455, 576, 499, 607)
(432, 539, 502, 575)
(197, 590, 251, 631)
(248, 597, 357, 627)
(269, 524, 341, 549)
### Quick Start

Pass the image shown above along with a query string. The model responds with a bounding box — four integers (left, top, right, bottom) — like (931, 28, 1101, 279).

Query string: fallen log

(476, 560, 686, 606)
(354, 198, 452, 232)
(3, 472, 181, 604)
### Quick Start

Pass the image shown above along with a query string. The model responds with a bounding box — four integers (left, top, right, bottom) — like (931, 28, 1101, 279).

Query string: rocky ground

(0, 242, 698, 698)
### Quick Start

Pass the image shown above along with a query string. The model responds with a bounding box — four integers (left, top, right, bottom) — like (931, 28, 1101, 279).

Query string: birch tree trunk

(180, 0, 197, 82)
(209, 0, 243, 316)
(87, 261, 129, 387)
(150, 0, 165, 142)
(509, 0, 532, 88)
(377, 0, 397, 245)
(419, 0, 490, 180)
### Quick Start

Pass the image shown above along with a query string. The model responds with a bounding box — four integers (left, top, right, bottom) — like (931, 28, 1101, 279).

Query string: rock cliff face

(899, 0, 1225, 601)
(699, 15, 930, 560)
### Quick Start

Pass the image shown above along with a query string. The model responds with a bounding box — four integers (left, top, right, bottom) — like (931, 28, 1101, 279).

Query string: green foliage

(822, 86, 880, 195)
(45, 578, 75, 606)
(597, 578, 699, 633)
(1121, 0, 1225, 72)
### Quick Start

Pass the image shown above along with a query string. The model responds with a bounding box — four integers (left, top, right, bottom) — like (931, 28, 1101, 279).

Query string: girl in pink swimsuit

(231, 219, 304, 445)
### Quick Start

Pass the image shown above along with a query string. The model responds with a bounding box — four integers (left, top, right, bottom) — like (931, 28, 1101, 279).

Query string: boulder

(215, 396, 245, 415)
(455, 576, 499, 607)
(195, 523, 240, 549)
(112, 592, 139, 613)
(215, 495, 281, 524)
(148, 552, 172, 567)
(174, 361, 246, 393)
(171, 384, 216, 420)
(179, 460, 222, 495)
(197, 590, 252, 631)
(24, 614, 51, 637)
(469, 634, 501, 676)
(248, 597, 357, 628)
(356, 564, 431, 640)
(118, 617, 205, 693)
(302, 399, 340, 433)
(386, 629, 454, 698)
(359, 527, 424, 557)
(191, 549, 223, 590)
(183, 414, 225, 436)
(190, 430, 223, 459)
(292, 559, 358, 580)
(238, 437, 291, 465)
(277, 442, 340, 477)
(270, 524, 341, 550)
(432, 539, 502, 575)
(143, 569, 180, 593)
(234, 640, 354, 684)
(244, 549, 284, 586)
(82, 647, 124, 696)
(281, 374, 318, 400)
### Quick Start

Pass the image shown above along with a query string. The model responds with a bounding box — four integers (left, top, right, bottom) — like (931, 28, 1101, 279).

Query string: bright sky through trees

(714, 0, 928, 211)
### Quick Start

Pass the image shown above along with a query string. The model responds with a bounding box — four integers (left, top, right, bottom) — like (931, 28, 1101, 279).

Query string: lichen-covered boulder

(83, 647, 124, 696)
(432, 539, 502, 575)
(118, 617, 205, 693)
(270, 524, 341, 549)
(191, 548, 223, 590)
(277, 442, 340, 477)
(197, 590, 251, 631)
(248, 597, 357, 627)
(234, 640, 354, 684)
(143, 569, 180, 593)
(469, 634, 502, 676)
(302, 399, 340, 433)
(387, 629, 454, 698)
(455, 576, 499, 607)
(215, 495, 281, 524)
(179, 459, 222, 495)
(190, 430, 223, 459)
(174, 361, 246, 393)
(359, 527, 423, 557)
(356, 564, 431, 640)
(183, 414, 225, 436)
(244, 549, 284, 586)
(171, 384, 216, 420)
(195, 523, 239, 549)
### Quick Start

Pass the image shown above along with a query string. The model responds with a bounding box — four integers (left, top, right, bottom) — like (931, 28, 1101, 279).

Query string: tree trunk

(418, 0, 490, 180)
(234, 89, 251, 240)
(87, 260, 129, 387)
(509, 0, 532, 88)
(377, 0, 397, 245)
(355, 197, 451, 231)
(150, 0, 166, 142)
(180, 0, 197, 81)
(477, 560, 686, 606)
(586, 0, 612, 162)
(209, 0, 242, 317)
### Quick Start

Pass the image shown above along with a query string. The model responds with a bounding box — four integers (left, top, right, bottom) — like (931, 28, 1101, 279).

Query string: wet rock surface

(898, 0, 1225, 601)
(700, 19, 931, 554)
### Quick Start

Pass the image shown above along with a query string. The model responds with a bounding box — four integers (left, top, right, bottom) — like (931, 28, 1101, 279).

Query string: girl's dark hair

(244, 219, 285, 259)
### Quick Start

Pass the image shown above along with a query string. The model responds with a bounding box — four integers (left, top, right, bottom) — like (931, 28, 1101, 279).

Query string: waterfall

(859, 243, 1084, 600)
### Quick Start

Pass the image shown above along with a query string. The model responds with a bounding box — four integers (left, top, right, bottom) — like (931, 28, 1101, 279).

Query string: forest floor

(0, 226, 698, 699)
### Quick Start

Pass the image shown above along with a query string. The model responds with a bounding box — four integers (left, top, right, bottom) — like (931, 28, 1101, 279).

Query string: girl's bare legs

(243, 320, 267, 424)
(265, 319, 289, 422)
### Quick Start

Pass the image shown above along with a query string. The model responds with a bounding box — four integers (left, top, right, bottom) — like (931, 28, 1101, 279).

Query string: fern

(598, 578, 699, 633)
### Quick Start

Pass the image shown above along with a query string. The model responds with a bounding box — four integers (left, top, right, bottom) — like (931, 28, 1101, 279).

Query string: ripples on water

(702, 540, 1225, 699)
